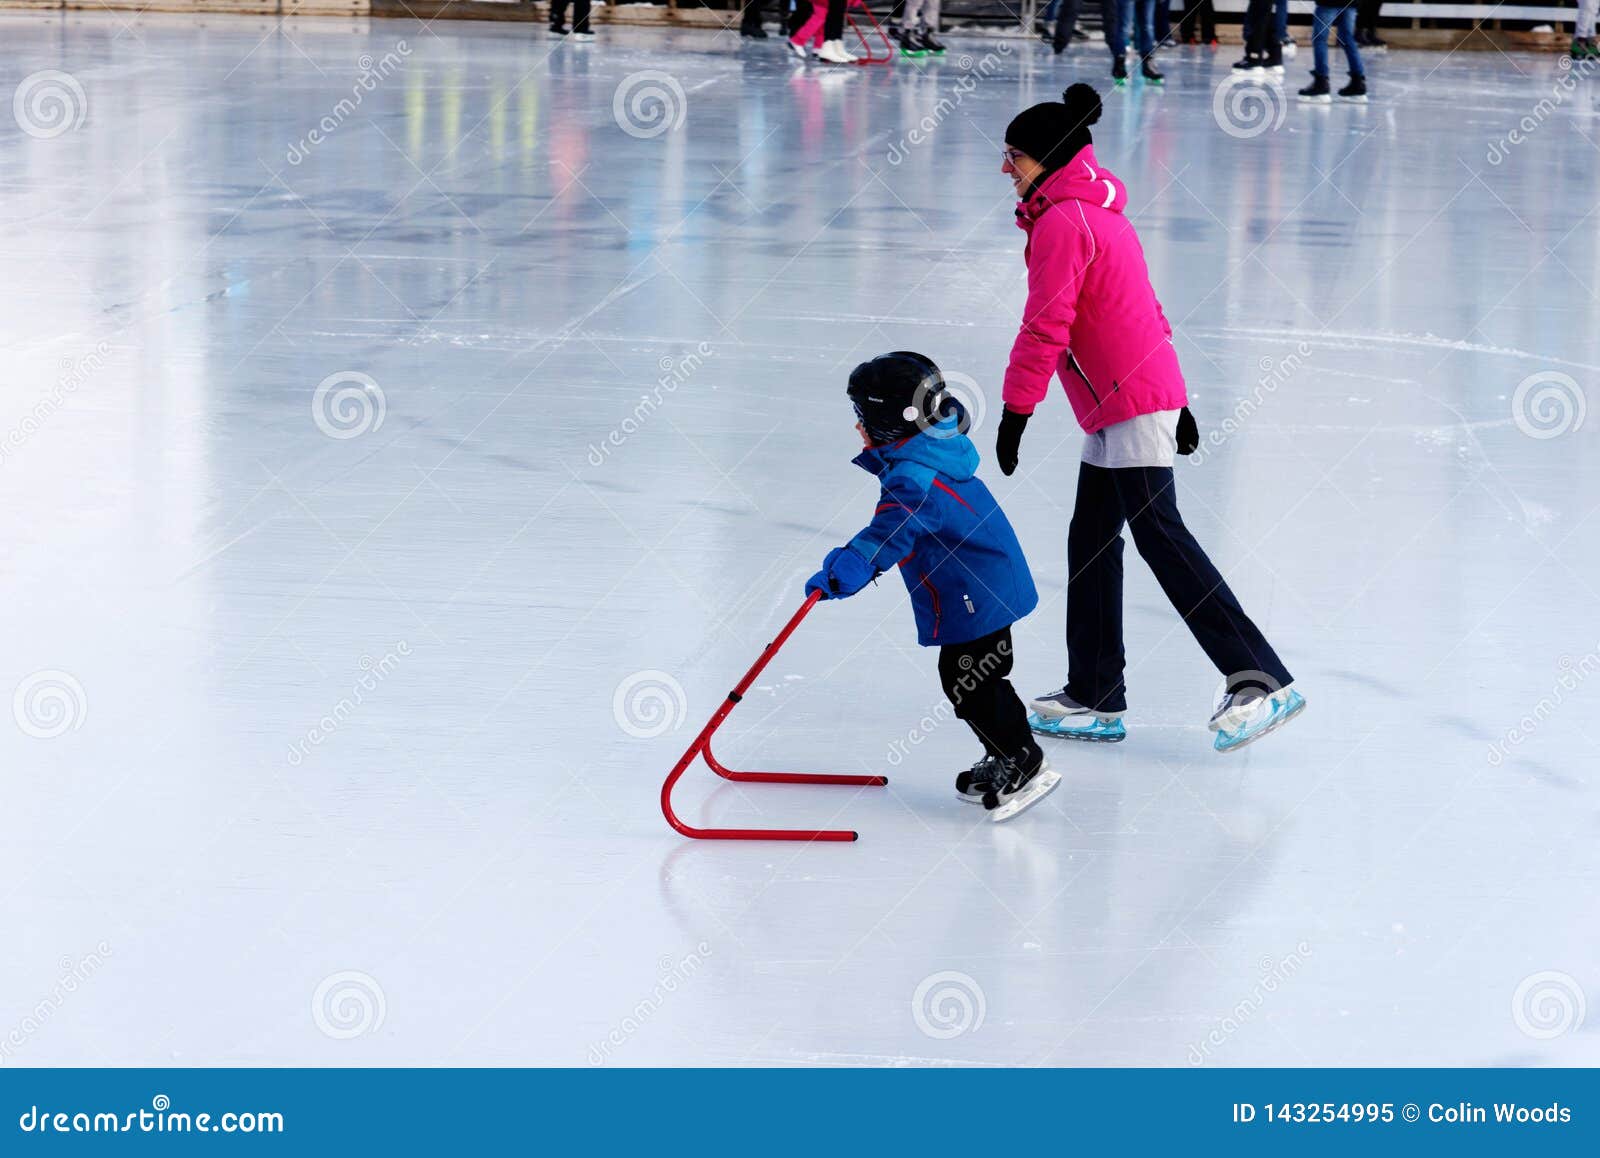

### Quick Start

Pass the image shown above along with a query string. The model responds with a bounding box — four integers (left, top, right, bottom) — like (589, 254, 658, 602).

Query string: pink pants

(792, 4, 828, 46)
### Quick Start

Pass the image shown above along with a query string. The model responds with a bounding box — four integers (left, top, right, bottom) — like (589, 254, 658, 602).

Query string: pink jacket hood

(1001, 145, 1188, 433)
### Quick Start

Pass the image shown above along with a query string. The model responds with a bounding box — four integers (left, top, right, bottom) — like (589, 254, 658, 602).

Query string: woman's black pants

(1065, 463, 1292, 715)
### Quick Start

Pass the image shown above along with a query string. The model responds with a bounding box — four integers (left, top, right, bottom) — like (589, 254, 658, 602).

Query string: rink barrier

(660, 589, 888, 843)
(0, 0, 1585, 49)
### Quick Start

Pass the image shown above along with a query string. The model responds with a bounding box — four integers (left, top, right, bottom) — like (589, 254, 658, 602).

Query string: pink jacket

(1001, 146, 1188, 433)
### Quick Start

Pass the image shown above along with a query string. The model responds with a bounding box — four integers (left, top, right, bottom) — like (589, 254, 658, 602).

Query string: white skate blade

(989, 768, 1061, 823)
(956, 788, 987, 804)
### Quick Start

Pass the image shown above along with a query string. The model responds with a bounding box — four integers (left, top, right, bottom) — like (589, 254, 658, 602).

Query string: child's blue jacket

(843, 422, 1038, 647)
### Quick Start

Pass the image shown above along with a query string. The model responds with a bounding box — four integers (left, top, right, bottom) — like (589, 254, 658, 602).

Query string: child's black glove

(995, 408, 1030, 476)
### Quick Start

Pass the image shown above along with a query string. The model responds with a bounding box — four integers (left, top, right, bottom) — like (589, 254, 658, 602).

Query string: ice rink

(2, 11, 1598, 1066)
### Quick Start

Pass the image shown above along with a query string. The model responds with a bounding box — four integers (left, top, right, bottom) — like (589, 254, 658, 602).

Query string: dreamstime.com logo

(13, 71, 87, 139)
(311, 970, 387, 1040)
(613, 71, 687, 139)
(612, 670, 687, 739)
(313, 371, 386, 439)
(912, 971, 986, 1040)
(1511, 371, 1585, 439)
(1512, 971, 1587, 1040)
(1212, 75, 1287, 140)
(12, 670, 87, 739)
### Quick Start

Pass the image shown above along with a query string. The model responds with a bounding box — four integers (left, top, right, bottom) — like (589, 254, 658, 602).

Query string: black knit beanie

(1005, 83, 1103, 180)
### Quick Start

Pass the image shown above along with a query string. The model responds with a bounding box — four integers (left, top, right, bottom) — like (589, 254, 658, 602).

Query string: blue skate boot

(1027, 688, 1127, 743)
(1211, 684, 1307, 753)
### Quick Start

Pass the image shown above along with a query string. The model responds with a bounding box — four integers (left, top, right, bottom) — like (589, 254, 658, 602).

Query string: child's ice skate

(983, 749, 1060, 822)
(955, 755, 1003, 804)
(1210, 684, 1307, 753)
(1027, 687, 1126, 743)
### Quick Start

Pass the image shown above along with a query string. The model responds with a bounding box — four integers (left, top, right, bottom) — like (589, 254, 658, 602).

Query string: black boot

(955, 755, 1004, 804)
(1141, 57, 1164, 83)
(1338, 74, 1368, 101)
(1112, 53, 1128, 84)
(741, 22, 769, 37)
(1297, 72, 1330, 101)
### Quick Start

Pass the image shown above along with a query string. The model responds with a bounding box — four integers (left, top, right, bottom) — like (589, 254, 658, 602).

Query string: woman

(995, 84, 1305, 754)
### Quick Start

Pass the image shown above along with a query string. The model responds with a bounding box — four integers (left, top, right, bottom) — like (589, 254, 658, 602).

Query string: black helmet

(847, 351, 968, 446)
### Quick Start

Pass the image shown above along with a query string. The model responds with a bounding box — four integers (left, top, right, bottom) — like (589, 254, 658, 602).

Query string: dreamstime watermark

(1190, 343, 1312, 465)
(586, 343, 714, 467)
(886, 637, 1010, 767)
(912, 971, 986, 1039)
(915, 369, 988, 438)
(884, 44, 1013, 165)
(312, 370, 386, 439)
(1486, 54, 1600, 166)
(286, 44, 411, 165)
(1187, 941, 1313, 1064)
(1510, 370, 1585, 439)
(587, 942, 712, 1064)
(0, 341, 111, 468)
(612, 671, 687, 739)
(0, 942, 112, 1064)
(12, 670, 87, 740)
(286, 642, 411, 767)
(1511, 971, 1586, 1040)
(311, 970, 387, 1040)
(1212, 74, 1287, 140)
(13, 71, 87, 139)
(1486, 646, 1599, 767)
(613, 71, 687, 139)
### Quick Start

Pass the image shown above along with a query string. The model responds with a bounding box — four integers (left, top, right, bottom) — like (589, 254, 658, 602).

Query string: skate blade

(956, 790, 987, 804)
(1214, 695, 1307, 754)
(1028, 712, 1125, 743)
(988, 769, 1062, 823)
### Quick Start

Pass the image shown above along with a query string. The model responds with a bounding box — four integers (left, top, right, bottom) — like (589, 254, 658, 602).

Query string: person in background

(741, 0, 770, 37)
(1573, 0, 1599, 58)
(1355, 0, 1386, 47)
(788, 0, 857, 62)
(1108, 0, 1163, 84)
(549, 0, 593, 39)
(1179, 0, 1217, 44)
(1051, 0, 1084, 52)
(1234, 0, 1284, 71)
(1297, 0, 1367, 101)
(896, 0, 948, 55)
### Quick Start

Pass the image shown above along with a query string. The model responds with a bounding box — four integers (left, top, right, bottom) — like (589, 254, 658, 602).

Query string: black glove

(995, 407, 1030, 477)
(1176, 406, 1199, 456)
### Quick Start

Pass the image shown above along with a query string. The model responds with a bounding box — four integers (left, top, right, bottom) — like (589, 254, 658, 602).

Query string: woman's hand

(995, 408, 1031, 476)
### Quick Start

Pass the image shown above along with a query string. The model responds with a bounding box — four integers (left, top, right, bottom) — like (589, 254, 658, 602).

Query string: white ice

(1, 13, 1597, 1066)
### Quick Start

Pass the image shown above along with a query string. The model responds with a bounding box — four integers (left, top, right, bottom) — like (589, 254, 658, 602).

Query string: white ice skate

(986, 755, 1061, 823)
(1210, 684, 1307, 753)
(1027, 688, 1127, 743)
(817, 39, 859, 64)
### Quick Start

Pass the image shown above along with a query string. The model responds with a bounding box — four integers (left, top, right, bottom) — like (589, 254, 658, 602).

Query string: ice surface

(1, 13, 1597, 1066)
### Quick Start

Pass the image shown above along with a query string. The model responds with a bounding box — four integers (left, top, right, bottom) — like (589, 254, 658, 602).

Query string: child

(806, 352, 1060, 821)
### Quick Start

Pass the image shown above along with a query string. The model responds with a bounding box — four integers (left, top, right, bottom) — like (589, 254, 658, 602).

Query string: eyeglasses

(1002, 148, 1028, 165)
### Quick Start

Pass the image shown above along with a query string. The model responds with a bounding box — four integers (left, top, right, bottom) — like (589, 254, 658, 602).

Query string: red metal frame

(660, 590, 888, 842)
(846, 0, 894, 65)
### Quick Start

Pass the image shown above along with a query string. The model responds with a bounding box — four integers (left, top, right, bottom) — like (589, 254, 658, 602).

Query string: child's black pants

(938, 627, 1039, 765)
